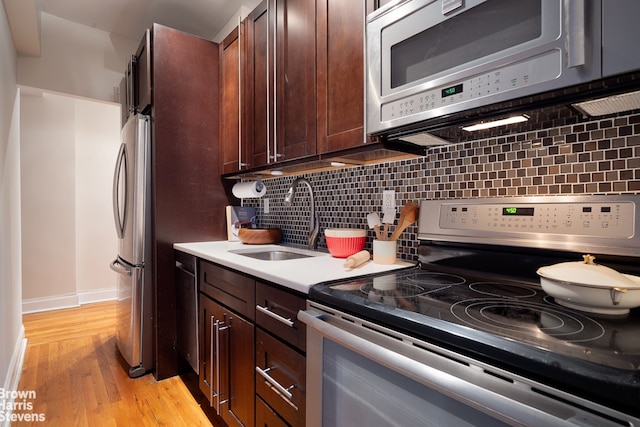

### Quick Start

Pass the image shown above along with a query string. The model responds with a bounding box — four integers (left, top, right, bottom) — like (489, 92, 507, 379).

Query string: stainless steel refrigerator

(110, 113, 154, 378)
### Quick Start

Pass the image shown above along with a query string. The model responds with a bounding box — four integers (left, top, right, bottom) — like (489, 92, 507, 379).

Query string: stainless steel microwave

(366, 0, 610, 141)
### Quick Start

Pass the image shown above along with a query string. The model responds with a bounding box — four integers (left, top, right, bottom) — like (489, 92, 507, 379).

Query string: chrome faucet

(284, 177, 319, 250)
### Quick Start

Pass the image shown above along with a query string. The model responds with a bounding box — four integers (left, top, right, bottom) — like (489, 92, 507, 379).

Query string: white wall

(0, 0, 26, 404)
(20, 93, 120, 313)
(20, 93, 76, 305)
(212, 4, 260, 43)
(17, 12, 139, 103)
(75, 100, 121, 302)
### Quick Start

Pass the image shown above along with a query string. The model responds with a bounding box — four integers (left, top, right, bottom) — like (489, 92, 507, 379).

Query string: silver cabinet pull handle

(256, 304, 294, 327)
(209, 315, 216, 406)
(271, 0, 278, 163)
(255, 366, 294, 401)
(266, 0, 271, 164)
(215, 319, 230, 411)
(237, 17, 247, 170)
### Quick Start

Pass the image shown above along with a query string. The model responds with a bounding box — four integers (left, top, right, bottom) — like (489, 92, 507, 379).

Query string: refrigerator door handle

(110, 258, 132, 276)
(112, 142, 128, 239)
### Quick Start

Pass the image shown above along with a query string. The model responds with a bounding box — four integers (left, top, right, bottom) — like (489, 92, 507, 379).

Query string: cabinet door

(119, 76, 128, 127)
(223, 306, 255, 427)
(199, 295, 255, 427)
(220, 24, 247, 174)
(274, 0, 317, 162)
(135, 29, 151, 113)
(245, 0, 317, 168)
(199, 295, 218, 404)
(245, 1, 270, 169)
(316, 0, 366, 153)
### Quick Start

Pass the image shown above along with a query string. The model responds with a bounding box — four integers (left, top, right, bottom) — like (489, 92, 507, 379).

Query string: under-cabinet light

(462, 115, 529, 132)
(330, 161, 346, 167)
(270, 170, 283, 176)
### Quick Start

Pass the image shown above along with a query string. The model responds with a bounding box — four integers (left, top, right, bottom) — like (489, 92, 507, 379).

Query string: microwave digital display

(442, 84, 463, 98)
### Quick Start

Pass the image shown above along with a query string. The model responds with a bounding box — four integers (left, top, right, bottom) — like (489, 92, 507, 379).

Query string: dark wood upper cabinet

(220, 24, 246, 175)
(223, 0, 371, 174)
(135, 29, 151, 114)
(316, 0, 367, 153)
(245, 0, 317, 169)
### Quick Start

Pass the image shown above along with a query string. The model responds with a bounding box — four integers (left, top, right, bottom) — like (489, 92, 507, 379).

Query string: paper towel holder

(255, 175, 264, 193)
(235, 175, 264, 192)
(232, 175, 266, 200)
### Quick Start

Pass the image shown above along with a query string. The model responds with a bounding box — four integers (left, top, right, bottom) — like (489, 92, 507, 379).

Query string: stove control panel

(440, 200, 633, 238)
(418, 196, 640, 256)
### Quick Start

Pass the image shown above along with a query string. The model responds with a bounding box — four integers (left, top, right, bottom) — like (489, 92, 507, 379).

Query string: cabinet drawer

(199, 260, 255, 320)
(256, 329, 305, 426)
(256, 396, 289, 427)
(255, 282, 306, 351)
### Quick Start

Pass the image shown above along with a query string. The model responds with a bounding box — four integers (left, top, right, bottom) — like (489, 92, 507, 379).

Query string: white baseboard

(1, 326, 27, 427)
(78, 288, 117, 305)
(22, 288, 117, 314)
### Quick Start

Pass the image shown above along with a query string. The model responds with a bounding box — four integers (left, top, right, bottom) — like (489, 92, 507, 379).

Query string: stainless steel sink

(229, 248, 315, 261)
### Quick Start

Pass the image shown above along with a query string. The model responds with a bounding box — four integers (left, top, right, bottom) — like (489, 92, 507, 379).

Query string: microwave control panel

(381, 50, 561, 122)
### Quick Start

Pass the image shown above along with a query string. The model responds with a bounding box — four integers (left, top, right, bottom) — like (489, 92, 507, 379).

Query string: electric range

(309, 195, 640, 419)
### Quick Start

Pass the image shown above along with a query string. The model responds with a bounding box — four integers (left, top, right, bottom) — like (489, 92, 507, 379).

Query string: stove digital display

(502, 207, 535, 216)
(442, 83, 463, 98)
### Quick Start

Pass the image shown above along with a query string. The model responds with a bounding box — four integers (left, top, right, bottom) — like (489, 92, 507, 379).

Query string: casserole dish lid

(536, 254, 640, 289)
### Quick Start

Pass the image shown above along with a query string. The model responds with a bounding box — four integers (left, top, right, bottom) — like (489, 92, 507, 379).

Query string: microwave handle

(567, 0, 586, 68)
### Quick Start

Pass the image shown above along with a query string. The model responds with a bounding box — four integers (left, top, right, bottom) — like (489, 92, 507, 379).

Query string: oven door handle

(298, 309, 581, 427)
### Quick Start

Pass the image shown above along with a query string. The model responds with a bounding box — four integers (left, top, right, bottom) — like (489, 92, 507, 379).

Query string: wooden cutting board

(238, 228, 283, 244)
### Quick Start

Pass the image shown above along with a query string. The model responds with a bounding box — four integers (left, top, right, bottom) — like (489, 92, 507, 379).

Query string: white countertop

(174, 240, 415, 294)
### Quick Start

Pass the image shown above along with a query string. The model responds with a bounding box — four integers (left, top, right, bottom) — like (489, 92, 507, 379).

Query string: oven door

(299, 303, 629, 427)
(366, 0, 602, 135)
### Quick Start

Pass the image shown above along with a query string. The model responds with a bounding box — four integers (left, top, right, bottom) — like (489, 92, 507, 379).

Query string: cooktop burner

(312, 266, 640, 371)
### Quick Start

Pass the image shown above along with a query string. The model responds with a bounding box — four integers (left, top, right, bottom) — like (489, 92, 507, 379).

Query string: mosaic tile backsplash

(243, 111, 640, 262)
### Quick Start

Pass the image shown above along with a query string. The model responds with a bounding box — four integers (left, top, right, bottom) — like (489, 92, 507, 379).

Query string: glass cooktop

(311, 267, 640, 371)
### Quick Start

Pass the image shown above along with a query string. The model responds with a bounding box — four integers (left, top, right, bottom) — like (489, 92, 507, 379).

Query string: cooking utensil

(343, 250, 370, 269)
(537, 254, 640, 315)
(382, 209, 395, 241)
(389, 202, 419, 241)
(367, 212, 383, 240)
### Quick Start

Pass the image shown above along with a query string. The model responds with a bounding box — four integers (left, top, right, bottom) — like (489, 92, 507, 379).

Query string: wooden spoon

(389, 202, 419, 241)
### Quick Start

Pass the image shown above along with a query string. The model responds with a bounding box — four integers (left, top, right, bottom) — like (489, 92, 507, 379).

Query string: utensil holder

(373, 239, 397, 264)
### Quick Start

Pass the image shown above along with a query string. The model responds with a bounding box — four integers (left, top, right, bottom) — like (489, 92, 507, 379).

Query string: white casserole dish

(536, 254, 640, 315)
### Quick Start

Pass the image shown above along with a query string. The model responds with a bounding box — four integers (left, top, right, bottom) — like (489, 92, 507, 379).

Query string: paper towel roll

(232, 181, 266, 198)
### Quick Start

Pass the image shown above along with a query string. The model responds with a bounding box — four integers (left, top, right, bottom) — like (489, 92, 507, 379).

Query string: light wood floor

(15, 301, 214, 427)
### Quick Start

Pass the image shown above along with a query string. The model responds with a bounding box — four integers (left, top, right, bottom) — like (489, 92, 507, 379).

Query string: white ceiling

(39, 0, 257, 40)
(4, 0, 260, 55)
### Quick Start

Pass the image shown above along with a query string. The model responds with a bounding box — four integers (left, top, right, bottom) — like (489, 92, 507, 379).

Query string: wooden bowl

(238, 228, 283, 245)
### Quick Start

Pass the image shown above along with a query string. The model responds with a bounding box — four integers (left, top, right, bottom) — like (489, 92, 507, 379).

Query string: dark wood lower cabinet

(191, 261, 306, 427)
(256, 328, 306, 426)
(256, 396, 290, 427)
(199, 294, 255, 427)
